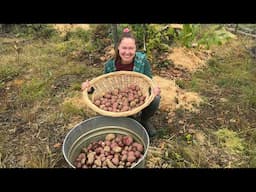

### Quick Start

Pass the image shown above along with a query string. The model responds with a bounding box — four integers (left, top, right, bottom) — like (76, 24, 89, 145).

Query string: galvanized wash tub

(62, 116, 150, 168)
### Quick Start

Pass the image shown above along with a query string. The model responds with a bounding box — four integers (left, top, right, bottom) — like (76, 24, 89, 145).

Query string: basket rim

(83, 71, 156, 117)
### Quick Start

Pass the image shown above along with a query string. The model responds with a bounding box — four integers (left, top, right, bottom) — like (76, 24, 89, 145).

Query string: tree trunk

(142, 24, 147, 52)
(111, 24, 118, 49)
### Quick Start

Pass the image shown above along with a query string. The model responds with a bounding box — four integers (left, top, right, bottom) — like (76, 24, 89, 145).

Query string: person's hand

(81, 80, 91, 91)
(153, 86, 161, 96)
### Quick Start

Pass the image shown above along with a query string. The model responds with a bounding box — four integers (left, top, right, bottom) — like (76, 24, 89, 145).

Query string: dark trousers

(140, 95, 161, 121)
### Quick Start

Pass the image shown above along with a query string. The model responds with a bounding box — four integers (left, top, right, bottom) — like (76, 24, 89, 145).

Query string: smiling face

(118, 37, 136, 64)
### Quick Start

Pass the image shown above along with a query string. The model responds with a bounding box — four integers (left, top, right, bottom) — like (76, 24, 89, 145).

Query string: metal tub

(62, 116, 150, 168)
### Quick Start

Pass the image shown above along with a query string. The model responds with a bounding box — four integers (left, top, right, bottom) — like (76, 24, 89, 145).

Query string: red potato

(127, 155, 136, 163)
(101, 156, 106, 162)
(121, 150, 128, 155)
(95, 147, 103, 155)
(132, 142, 144, 152)
(134, 151, 141, 158)
(78, 153, 86, 160)
(127, 151, 135, 157)
(112, 157, 119, 166)
(74, 131, 145, 168)
(94, 100, 101, 106)
(105, 102, 111, 107)
(112, 102, 118, 109)
(122, 135, 133, 146)
(121, 154, 128, 161)
(105, 94, 111, 99)
(105, 140, 111, 146)
(76, 162, 82, 168)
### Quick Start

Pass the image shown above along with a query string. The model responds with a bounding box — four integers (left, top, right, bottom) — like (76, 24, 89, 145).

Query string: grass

(147, 36, 256, 168)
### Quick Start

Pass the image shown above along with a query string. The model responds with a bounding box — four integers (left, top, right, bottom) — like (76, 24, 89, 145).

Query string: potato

(106, 155, 113, 160)
(115, 135, 122, 142)
(94, 159, 102, 167)
(122, 135, 133, 146)
(127, 151, 135, 157)
(94, 100, 101, 106)
(105, 133, 115, 141)
(87, 152, 95, 165)
(128, 95, 134, 102)
(117, 141, 124, 147)
(105, 94, 111, 99)
(95, 147, 103, 155)
(127, 155, 136, 163)
(78, 153, 86, 160)
(140, 96, 146, 101)
(132, 142, 144, 152)
(75, 131, 145, 168)
(121, 154, 127, 161)
(112, 146, 122, 153)
(122, 106, 129, 111)
(101, 156, 106, 162)
(81, 158, 86, 164)
(106, 159, 116, 168)
(76, 162, 82, 168)
(105, 140, 111, 146)
(103, 146, 110, 152)
(99, 105, 105, 110)
(112, 157, 119, 166)
(130, 101, 136, 107)
(112, 102, 118, 109)
(105, 102, 111, 107)
(137, 91, 142, 96)
(134, 151, 141, 158)
(110, 142, 118, 149)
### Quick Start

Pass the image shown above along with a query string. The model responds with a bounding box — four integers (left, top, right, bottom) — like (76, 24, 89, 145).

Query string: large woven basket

(83, 71, 155, 117)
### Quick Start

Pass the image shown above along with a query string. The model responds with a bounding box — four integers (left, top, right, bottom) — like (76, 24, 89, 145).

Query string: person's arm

(143, 56, 153, 79)
(142, 54, 161, 96)
(104, 59, 115, 74)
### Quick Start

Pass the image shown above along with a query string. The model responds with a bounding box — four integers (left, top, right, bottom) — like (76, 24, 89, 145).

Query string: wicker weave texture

(83, 71, 155, 117)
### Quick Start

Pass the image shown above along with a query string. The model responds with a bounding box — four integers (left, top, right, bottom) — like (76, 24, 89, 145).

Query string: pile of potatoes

(74, 133, 144, 168)
(93, 84, 146, 112)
